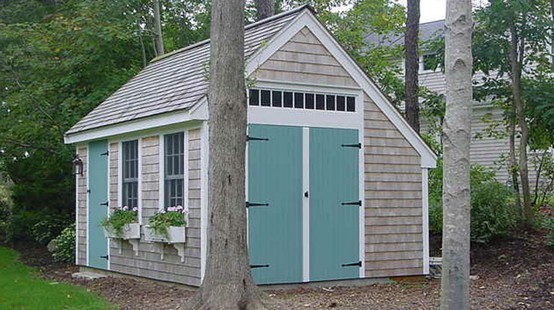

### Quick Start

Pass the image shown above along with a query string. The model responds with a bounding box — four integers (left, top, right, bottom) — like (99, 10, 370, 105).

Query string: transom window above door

(249, 89, 356, 112)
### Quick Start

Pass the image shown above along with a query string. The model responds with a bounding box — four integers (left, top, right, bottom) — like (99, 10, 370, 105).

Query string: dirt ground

(10, 230, 554, 310)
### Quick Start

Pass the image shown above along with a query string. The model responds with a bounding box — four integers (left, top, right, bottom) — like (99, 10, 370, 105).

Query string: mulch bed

(7, 231, 554, 310)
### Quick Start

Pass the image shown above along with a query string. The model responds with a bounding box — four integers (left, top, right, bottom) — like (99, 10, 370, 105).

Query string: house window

(122, 140, 138, 208)
(248, 89, 356, 113)
(422, 53, 438, 71)
(164, 132, 185, 208)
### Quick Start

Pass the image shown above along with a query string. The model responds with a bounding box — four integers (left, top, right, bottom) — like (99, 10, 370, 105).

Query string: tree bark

(404, 0, 420, 132)
(508, 111, 522, 217)
(440, 0, 473, 309)
(509, 22, 532, 226)
(189, 0, 269, 309)
(153, 0, 165, 56)
(255, 0, 275, 21)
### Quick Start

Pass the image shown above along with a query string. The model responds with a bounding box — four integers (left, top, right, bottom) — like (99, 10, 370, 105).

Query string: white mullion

(137, 139, 143, 225)
(183, 130, 189, 210)
(422, 168, 430, 274)
(302, 127, 310, 282)
(357, 90, 365, 278)
(106, 141, 111, 271)
(158, 134, 165, 211)
(200, 122, 209, 281)
(86, 145, 90, 266)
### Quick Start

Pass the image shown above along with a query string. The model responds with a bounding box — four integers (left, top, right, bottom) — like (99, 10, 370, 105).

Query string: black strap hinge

(100, 150, 109, 156)
(341, 143, 361, 149)
(100, 201, 109, 206)
(247, 136, 269, 142)
(250, 264, 269, 269)
(341, 200, 362, 206)
(100, 255, 109, 260)
(246, 202, 269, 208)
(341, 261, 361, 267)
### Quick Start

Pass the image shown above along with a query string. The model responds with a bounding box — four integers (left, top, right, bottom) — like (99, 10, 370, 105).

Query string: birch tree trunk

(404, 0, 420, 132)
(189, 0, 269, 309)
(440, 0, 473, 309)
(254, 0, 275, 21)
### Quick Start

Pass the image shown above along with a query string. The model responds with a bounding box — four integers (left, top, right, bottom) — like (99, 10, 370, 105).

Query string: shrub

(471, 181, 515, 243)
(52, 224, 76, 263)
(428, 162, 516, 243)
(0, 185, 12, 244)
(31, 213, 73, 245)
(544, 218, 554, 249)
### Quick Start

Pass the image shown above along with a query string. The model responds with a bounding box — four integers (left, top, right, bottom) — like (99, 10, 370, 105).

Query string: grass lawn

(0, 247, 113, 310)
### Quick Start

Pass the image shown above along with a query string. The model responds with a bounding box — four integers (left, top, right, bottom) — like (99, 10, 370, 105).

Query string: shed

(65, 6, 437, 286)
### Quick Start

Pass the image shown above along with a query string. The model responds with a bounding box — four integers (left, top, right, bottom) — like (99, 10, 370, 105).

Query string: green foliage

(52, 223, 76, 263)
(0, 247, 113, 309)
(30, 212, 72, 245)
(428, 163, 516, 243)
(149, 206, 188, 236)
(544, 217, 554, 248)
(470, 178, 516, 243)
(0, 185, 12, 244)
(101, 206, 138, 238)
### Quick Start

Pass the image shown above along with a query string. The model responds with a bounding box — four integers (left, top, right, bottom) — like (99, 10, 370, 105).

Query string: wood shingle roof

(66, 6, 306, 136)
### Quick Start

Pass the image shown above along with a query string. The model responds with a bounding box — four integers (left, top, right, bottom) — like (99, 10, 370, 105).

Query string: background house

(367, 20, 547, 184)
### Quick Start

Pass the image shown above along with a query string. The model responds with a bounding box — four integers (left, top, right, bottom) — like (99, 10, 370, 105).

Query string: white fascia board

(246, 10, 437, 168)
(65, 109, 206, 145)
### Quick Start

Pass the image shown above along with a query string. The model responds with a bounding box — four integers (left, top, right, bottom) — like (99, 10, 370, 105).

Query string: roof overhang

(64, 101, 208, 144)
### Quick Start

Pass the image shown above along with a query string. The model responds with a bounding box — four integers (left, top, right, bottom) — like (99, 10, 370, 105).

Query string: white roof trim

(246, 10, 437, 168)
(64, 109, 206, 144)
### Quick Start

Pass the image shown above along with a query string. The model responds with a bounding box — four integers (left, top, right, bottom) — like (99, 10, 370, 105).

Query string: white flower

(132, 207, 138, 212)
(122, 206, 128, 211)
(182, 206, 190, 214)
(176, 205, 183, 210)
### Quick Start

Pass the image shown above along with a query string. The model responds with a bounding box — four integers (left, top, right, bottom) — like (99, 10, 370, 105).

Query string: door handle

(304, 191, 309, 198)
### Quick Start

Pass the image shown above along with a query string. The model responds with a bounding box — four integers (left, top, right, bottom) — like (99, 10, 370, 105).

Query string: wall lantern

(72, 154, 84, 176)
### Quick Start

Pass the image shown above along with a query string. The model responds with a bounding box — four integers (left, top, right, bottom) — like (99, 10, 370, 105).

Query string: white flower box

(103, 223, 141, 240)
(143, 225, 186, 244)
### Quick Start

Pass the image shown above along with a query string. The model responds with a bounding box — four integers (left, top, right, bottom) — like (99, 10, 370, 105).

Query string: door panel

(88, 140, 109, 270)
(310, 128, 359, 281)
(248, 125, 303, 284)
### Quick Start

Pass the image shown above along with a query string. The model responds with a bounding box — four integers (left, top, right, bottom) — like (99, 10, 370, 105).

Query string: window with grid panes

(248, 89, 356, 112)
(122, 140, 139, 208)
(164, 132, 185, 208)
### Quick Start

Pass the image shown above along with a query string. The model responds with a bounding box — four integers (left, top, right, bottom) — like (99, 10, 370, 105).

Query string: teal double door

(248, 124, 360, 284)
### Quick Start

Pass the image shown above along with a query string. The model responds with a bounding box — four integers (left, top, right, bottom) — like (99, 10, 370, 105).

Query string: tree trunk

(508, 112, 522, 217)
(404, 0, 420, 132)
(255, 0, 275, 21)
(153, 0, 165, 56)
(509, 22, 532, 226)
(440, 0, 473, 309)
(189, 0, 269, 309)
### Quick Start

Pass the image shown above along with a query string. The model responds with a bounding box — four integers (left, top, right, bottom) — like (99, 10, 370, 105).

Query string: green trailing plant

(101, 206, 138, 238)
(148, 205, 189, 237)
(52, 223, 76, 263)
